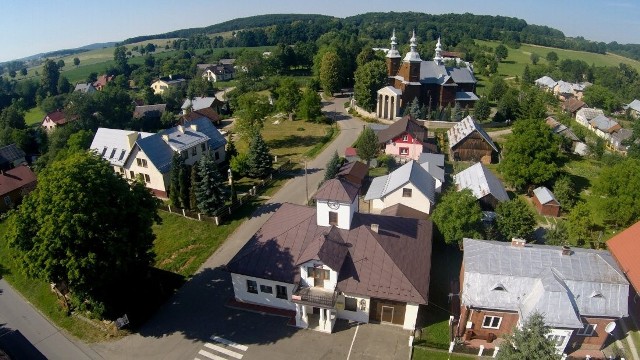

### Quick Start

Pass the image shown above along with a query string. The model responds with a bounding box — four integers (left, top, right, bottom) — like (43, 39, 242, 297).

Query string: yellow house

(150, 76, 186, 95)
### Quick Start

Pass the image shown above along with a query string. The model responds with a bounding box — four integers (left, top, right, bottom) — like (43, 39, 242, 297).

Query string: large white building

(227, 178, 433, 333)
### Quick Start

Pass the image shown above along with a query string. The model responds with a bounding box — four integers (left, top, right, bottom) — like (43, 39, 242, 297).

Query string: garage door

(369, 298, 406, 326)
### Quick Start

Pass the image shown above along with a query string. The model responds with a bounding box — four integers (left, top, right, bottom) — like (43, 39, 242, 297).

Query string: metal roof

(454, 163, 509, 202)
(227, 203, 433, 304)
(576, 107, 605, 121)
(589, 114, 620, 133)
(364, 160, 435, 203)
(90, 128, 154, 167)
(535, 76, 557, 89)
(314, 178, 360, 203)
(455, 91, 479, 101)
(136, 134, 175, 174)
(184, 117, 227, 151)
(625, 99, 640, 112)
(417, 153, 445, 167)
(0, 144, 25, 166)
(419, 161, 444, 184)
(447, 116, 498, 153)
(533, 186, 558, 205)
(376, 116, 426, 144)
(462, 239, 629, 323)
(181, 97, 217, 111)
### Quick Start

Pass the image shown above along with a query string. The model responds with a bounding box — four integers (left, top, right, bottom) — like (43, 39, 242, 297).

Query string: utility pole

(304, 159, 309, 205)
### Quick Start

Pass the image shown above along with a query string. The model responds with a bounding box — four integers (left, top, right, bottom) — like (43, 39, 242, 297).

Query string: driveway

(91, 98, 367, 359)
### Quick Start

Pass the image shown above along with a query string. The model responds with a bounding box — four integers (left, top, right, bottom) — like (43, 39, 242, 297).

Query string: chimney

(177, 125, 184, 133)
(511, 238, 526, 247)
(161, 134, 169, 143)
(561, 245, 572, 256)
(371, 224, 379, 233)
(126, 131, 138, 149)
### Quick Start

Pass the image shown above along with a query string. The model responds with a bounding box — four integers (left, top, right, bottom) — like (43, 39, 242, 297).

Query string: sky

(1, 0, 639, 63)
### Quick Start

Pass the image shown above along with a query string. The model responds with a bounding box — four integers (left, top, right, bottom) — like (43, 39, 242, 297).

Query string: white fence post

(493, 347, 500, 358)
(168, 205, 171, 213)
(478, 345, 484, 356)
(197, 213, 201, 221)
(448, 341, 455, 353)
(214, 216, 219, 226)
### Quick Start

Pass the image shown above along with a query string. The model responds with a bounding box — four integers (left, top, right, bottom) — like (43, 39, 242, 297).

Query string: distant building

(0, 144, 26, 171)
(74, 82, 97, 94)
(375, 115, 428, 161)
(377, 31, 477, 120)
(0, 165, 37, 213)
(150, 76, 186, 95)
(41, 110, 72, 132)
(623, 99, 640, 118)
(133, 104, 167, 119)
(93, 74, 114, 91)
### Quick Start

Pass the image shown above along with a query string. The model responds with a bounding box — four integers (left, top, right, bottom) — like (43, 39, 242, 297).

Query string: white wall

(337, 293, 370, 323)
(316, 197, 357, 230)
(376, 182, 432, 214)
(230, 273, 296, 311)
(403, 303, 420, 330)
(299, 260, 337, 290)
(125, 146, 168, 193)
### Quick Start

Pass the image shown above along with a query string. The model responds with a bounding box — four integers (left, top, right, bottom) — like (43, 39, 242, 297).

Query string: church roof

(314, 178, 360, 203)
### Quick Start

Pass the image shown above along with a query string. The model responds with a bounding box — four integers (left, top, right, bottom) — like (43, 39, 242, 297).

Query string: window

(547, 334, 567, 347)
(345, 297, 358, 312)
(129, 171, 135, 179)
(482, 315, 502, 329)
(4, 196, 12, 206)
(260, 285, 273, 294)
(214, 151, 220, 161)
(329, 211, 338, 226)
(402, 134, 409, 141)
(144, 174, 151, 183)
(101, 147, 108, 156)
(191, 147, 197, 156)
(402, 188, 412, 197)
(308, 267, 330, 280)
(246, 280, 258, 294)
(399, 147, 409, 155)
(276, 285, 287, 299)
(201, 143, 206, 152)
(118, 150, 126, 161)
(109, 148, 117, 159)
(576, 322, 596, 336)
(136, 158, 148, 168)
(119, 167, 125, 174)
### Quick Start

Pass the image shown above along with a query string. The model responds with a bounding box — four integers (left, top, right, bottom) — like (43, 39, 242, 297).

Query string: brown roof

(0, 165, 37, 196)
(182, 108, 220, 124)
(227, 203, 433, 304)
(93, 74, 114, 88)
(44, 110, 66, 125)
(337, 161, 368, 182)
(376, 115, 426, 144)
(380, 203, 429, 220)
(314, 178, 360, 203)
(607, 220, 640, 292)
(562, 98, 586, 113)
(296, 227, 349, 271)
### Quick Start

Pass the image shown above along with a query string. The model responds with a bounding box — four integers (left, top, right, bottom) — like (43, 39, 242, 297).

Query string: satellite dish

(605, 321, 616, 334)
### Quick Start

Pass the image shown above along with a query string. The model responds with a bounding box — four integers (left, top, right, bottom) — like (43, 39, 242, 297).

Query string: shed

(532, 186, 560, 217)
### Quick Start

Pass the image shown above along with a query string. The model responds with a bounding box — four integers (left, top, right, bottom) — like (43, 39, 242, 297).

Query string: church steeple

(434, 37, 443, 65)
(386, 29, 400, 59)
(403, 30, 421, 62)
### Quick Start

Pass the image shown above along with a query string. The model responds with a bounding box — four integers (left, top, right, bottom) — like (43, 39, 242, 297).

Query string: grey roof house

(458, 238, 629, 355)
(0, 144, 26, 171)
(453, 162, 508, 210)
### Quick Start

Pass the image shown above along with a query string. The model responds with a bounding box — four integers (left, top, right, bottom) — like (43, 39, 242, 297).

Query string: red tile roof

(344, 147, 357, 157)
(227, 203, 433, 304)
(608, 220, 640, 292)
(314, 178, 360, 203)
(44, 111, 66, 125)
(0, 165, 37, 196)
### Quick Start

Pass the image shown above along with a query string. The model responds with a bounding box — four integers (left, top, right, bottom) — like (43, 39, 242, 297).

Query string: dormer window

(491, 283, 507, 291)
(589, 290, 604, 299)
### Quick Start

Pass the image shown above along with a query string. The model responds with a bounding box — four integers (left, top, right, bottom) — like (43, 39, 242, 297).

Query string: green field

(412, 347, 476, 360)
(24, 106, 45, 125)
(475, 40, 640, 80)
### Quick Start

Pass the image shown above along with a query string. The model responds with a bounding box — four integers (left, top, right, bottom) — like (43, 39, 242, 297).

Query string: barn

(532, 186, 561, 217)
(447, 116, 498, 164)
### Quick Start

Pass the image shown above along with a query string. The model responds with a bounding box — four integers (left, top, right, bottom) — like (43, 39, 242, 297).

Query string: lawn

(24, 106, 45, 126)
(412, 347, 476, 360)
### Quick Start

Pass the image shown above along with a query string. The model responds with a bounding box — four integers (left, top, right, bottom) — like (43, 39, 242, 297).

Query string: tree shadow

(267, 135, 324, 151)
(0, 324, 46, 360)
(0, 263, 9, 279)
(250, 202, 282, 218)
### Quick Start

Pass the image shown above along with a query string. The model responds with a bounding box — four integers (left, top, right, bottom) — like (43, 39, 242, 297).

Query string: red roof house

(0, 165, 37, 213)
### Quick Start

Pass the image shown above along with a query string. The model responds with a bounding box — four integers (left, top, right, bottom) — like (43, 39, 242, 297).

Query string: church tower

(386, 29, 401, 77)
(403, 30, 422, 82)
(434, 37, 443, 65)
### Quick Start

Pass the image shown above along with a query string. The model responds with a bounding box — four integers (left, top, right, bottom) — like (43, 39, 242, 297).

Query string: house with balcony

(227, 178, 433, 333)
(457, 238, 629, 357)
(90, 117, 226, 197)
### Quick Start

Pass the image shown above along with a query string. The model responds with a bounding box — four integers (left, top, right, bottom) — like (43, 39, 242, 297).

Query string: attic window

(101, 147, 107, 156)
(589, 290, 604, 299)
(491, 283, 507, 292)
(118, 150, 126, 161)
(109, 148, 117, 159)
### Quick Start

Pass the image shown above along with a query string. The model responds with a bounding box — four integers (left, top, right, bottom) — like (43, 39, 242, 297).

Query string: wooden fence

(158, 159, 294, 225)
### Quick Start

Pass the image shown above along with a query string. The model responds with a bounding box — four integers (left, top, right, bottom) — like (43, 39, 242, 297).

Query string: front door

(309, 267, 330, 288)
(381, 306, 394, 323)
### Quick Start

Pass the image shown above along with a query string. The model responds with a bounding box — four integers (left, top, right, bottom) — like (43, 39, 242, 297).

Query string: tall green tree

(546, 51, 558, 64)
(487, 76, 508, 101)
(530, 53, 540, 65)
(566, 202, 595, 247)
(169, 153, 183, 207)
(323, 151, 342, 182)
(498, 119, 562, 191)
(8, 152, 159, 316)
(189, 165, 199, 210)
(496, 312, 559, 360)
(474, 96, 491, 121)
(496, 198, 537, 240)
(57, 76, 72, 94)
(354, 126, 379, 166)
(56, 59, 65, 68)
(353, 60, 387, 112)
(196, 153, 226, 215)
(432, 189, 483, 245)
(553, 175, 577, 211)
(593, 158, 640, 227)
(179, 163, 191, 209)
(494, 44, 509, 62)
(246, 132, 273, 178)
(544, 220, 569, 246)
(274, 78, 302, 116)
(73, 57, 80, 66)
(226, 134, 238, 160)
(297, 88, 323, 121)
(235, 92, 271, 137)
(113, 45, 129, 74)
(319, 51, 341, 96)
(0, 103, 26, 129)
(41, 59, 60, 96)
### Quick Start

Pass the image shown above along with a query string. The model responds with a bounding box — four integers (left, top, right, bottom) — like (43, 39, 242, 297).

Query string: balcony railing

(291, 284, 338, 308)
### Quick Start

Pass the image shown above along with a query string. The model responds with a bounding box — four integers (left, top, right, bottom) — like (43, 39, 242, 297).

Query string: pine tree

(246, 132, 273, 178)
(169, 153, 182, 207)
(497, 312, 559, 360)
(189, 165, 199, 210)
(404, 97, 421, 119)
(323, 151, 342, 182)
(355, 126, 379, 166)
(178, 163, 190, 209)
(226, 134, 238, 160)
(196, 153, 226, 216)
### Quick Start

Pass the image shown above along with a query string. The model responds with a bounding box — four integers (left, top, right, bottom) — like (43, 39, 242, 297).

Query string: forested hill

(121, 12, 640, 61)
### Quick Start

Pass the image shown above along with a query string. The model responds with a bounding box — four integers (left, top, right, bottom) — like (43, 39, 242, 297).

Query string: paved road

(0, 279, 100, 360)
(91, 96, 365, 359)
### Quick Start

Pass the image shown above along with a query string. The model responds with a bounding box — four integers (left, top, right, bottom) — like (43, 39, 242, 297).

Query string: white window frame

(402, 134, 409, 141)
(246, 279, 258, 294)
(576, 322, 596, 336)
(399, 147, 409, 155)
(481, 315, 502, 329)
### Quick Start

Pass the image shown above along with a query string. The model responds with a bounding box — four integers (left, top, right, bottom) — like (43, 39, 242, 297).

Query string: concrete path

(0, 279, 101, 360)
(91, 97, 364, 359)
